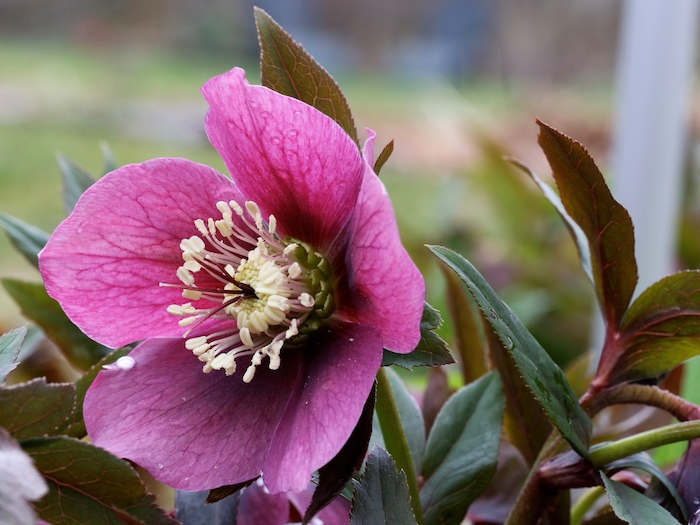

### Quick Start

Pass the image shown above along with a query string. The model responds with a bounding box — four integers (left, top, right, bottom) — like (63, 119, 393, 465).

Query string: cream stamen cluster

(161, 200, 320, 383)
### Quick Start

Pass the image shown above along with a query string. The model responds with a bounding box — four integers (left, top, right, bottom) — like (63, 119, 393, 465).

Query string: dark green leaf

(57, 154, 97, 214)
(420, 372, 503, 525)
(610, 271, 700, 383)
(382, 302, 454, 369)
(2, 279, 111, 371)
(350, 446, 417, 525)
(0, 378, 75, 439)
(0, 326, 27, 383)
(62, 347, 131, 438)
(254, 7, 359, 148)
(176, 490, 240, 525)
(0, 428, 47, 525)
(304, 385, 375, 523)
(439, 262, 488, 383)
(374, 140, 394, 175)
(486, 325, 551, 465)
(600, 471, 681, 525)
(384, 368, 425, 471)
(604, 452, 687, 521)
(536, 120, 637, 328)
(0, 213, 49, 268)
(429, 245, 592, 460)
(23, 436, 177, 525)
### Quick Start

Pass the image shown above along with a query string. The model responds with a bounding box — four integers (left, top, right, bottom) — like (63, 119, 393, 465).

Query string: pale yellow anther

(230, 200, 244, 216)
(300, 293, 315, 308)
(243, 365, 257, 383)
(248, 311, 268, 333)
(180, 236, 205, 254)
(207, 218, 217, 236)
(286, 319, 299, 339)
(183, 260, 201, 272)
(268, 214, 277, 235)
(178, 317, 198, 327)
(177, 267, 194, 286)
(283, 243, 298, 256)
(288, 262, 302, 279)
(185, 336, 208, 349)
(215, 219, 233, 238)
(239, 327, 254, 348)
(182, 289, 202, 301)
(195, 219, 209, 236)
(216, 201, 232, 216)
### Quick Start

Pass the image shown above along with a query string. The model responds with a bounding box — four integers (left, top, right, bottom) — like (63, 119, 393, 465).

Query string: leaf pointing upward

(536, 120, 637, 329)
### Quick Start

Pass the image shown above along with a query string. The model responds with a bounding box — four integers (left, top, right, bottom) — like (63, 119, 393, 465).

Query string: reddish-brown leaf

(254, 8, 359, 148)
(536, 120, 637, 329)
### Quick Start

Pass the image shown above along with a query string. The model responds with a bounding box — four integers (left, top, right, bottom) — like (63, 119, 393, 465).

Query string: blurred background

(1, 0, 695, 372)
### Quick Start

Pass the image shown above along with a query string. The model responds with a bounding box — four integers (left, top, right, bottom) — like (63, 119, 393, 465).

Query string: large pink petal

(83, 338, 303, 491)
(340, 133, 425, 352)
(262, 321, 382, 493)
(39, 159, 242, 348)
(203, 68, 363, 254)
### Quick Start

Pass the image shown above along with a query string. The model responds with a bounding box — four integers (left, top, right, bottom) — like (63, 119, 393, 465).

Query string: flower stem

(375, 367, 424, 524)
(590, 420, 700, 467)
(570, 485, 605, 525)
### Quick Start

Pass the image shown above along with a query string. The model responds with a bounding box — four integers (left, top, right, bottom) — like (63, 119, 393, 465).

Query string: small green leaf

(62, 347, 131, 438)
(610, 271, 700, 383)
(57, 154, 97, 214)
(23, 436, 177, 525)
(600, 471, 681, 525)
(0, 213, 49, 268)
(374, 140, 395, 175)
(382, 303, 454, 369)
(536, 120, 637, 328)
(420, 372, 503, 525)
(604, 453, 687, 521)
(350, 446, 418, 525)
(0, 378, 75, 439)
(0, 326, 27, 383)
(429, 245, 592, 460)
(254, 7, 359, 148)
(2, 279, 111, 370)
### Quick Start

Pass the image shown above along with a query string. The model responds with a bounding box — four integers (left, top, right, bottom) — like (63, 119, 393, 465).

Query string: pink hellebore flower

(236, 480, 350, 525)
(39, 68, 424, 494)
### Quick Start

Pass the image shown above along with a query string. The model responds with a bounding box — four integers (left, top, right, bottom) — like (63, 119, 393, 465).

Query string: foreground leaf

(374, 140, 395, 175)
(0, 378, 75, 439)
(600, 471, 680, 525)
(0, 213, 49, 268)
(57, 154, 97, 214)
(0, 428, 47, 525)
(537, 120, 637, 328)
(0, 326, 27, 383)
(429, 245, 592, 459)
(382, 303, 453, 369)
(2, 279, 111, 370)
(611, 271, 700, 383)
(420, 372, 503, 525)
(254, 7, 359, 147)
(350, 446, 417, 525)
(23, 436, 177, 525)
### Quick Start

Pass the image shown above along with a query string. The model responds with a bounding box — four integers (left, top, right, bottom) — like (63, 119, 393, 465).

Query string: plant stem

(570, 486, 605, 525)
(589, 419, 700, 467)
(375, 367, 423, 524)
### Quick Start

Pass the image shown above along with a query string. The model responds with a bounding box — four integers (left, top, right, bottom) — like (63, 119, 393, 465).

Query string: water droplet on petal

(157, 463, 164, 469)
(103, 356, 136, 371)
(349, 338, 354, 342)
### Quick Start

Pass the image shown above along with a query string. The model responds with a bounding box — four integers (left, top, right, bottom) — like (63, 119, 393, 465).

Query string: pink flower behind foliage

(236, 480, 350, 525)
(39, 67, 424, 494)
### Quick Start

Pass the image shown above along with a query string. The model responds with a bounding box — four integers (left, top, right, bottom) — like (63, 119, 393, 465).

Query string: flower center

(161, 200, 334, 383)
